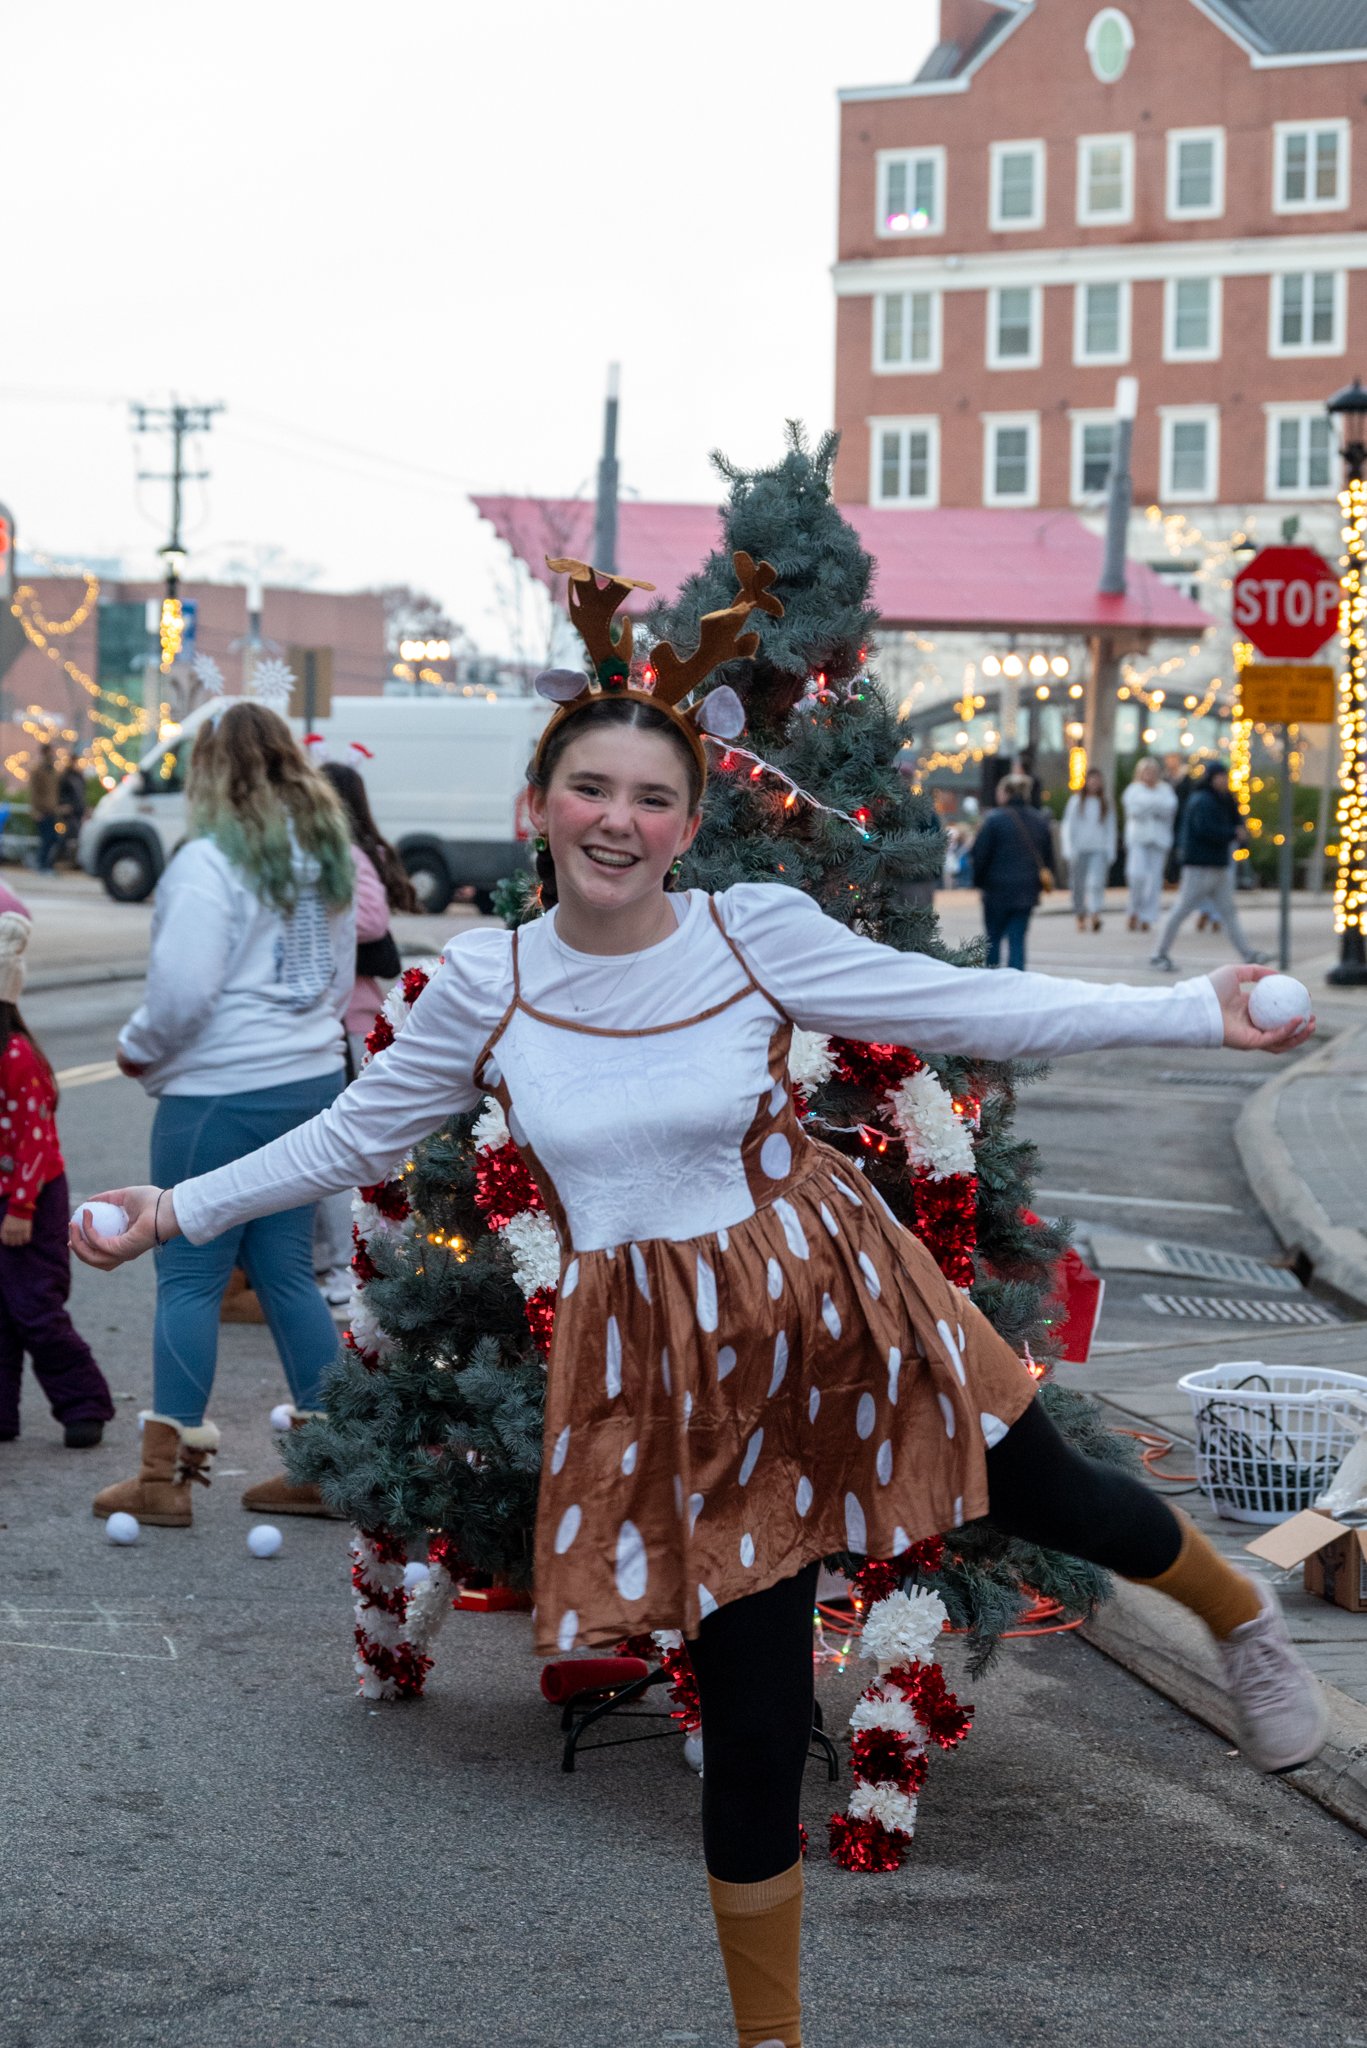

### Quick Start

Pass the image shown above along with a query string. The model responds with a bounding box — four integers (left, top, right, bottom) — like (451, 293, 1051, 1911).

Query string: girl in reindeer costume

(74, 556, 1326, 2048)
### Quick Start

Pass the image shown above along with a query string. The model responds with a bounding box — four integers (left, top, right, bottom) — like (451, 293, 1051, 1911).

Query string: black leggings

(686, 1396, 1181, 1883)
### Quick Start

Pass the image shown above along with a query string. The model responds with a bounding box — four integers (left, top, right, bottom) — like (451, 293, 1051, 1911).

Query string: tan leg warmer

(1134, 1510, 1262, 1639)
(706, 1858, 803, 2048)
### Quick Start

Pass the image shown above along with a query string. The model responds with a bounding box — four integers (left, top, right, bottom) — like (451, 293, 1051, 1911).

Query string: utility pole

(592, 363, 620, 573)
(1085, 375, 1139, 796)
(131, 399, 224, 704)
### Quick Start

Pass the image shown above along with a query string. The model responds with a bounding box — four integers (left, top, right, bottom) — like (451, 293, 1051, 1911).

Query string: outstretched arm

(719, 884, 1312, 1062)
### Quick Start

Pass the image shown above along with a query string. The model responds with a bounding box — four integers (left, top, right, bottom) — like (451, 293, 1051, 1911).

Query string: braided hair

(526, 696, 704, 910)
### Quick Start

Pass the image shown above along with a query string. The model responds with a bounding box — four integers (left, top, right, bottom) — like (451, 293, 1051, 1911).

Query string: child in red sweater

(0, 912, 113, 1446)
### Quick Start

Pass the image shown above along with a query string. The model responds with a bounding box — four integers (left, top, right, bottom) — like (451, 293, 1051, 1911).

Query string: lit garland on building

(159, 595, 184, 672)
(7, 575, 152, 781)
(1334, 475, 1367, 941)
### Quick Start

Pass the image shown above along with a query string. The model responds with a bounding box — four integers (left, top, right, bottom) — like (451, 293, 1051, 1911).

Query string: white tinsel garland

(473, 1098, 510, 1152)
(886, 1070, 976, 1180)
(499, 1209, 561, 1298)
(849, 1688, 925, 1738)
(859, 1586, 949, 1670)
(848, 1780, 920, 1837)
(788, 1028, 835, 1093)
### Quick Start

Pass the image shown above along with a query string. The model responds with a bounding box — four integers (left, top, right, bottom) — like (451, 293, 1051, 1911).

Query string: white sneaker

(318, 1267, 352, 1308)
(1218, 1582, 1329, 1772)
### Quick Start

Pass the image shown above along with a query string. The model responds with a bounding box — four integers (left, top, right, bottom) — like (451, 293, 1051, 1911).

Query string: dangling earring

(670, 859, 684, 878)
(534, 835, 548, 854)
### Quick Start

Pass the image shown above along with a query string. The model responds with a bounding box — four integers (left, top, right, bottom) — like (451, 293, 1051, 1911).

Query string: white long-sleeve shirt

(172, 882, 1222, 1244)
(120, 837, 355, 1097)
(1061, 793, 1117, 863)
(1122, 777, 1179, 853)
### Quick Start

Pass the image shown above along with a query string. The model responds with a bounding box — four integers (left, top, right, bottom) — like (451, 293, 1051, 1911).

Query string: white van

(79, 693, 552, 912)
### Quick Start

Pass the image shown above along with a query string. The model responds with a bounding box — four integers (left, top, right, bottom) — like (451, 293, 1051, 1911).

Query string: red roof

(473, 495, 1213, 638)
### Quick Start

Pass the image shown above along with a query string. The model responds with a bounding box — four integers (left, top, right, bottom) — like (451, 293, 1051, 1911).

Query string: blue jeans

(983, 901, 1031, 970)
(150, 1071, 345, 1427)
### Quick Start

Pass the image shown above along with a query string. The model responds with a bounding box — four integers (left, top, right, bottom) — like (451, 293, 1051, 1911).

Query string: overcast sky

(3, 0, 936, 656)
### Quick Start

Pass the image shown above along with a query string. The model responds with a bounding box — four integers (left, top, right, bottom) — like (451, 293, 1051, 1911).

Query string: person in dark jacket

(1150, 766, 1268, 970)
(970, 772, 1054, 969)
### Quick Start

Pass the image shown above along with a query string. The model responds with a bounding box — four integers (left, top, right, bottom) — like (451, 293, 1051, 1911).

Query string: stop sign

(1232, 546, 1340, 659)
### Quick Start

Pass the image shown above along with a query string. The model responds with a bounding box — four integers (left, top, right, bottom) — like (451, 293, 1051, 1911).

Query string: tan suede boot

(93, 1415, 220, 1528)
(219, 1266, 265, 1324)
(242, 1407, 344, 1518)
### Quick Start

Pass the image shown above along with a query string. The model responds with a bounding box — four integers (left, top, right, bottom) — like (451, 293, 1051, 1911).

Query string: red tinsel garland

(351, 1235, 379, 1285)
(360, 1179, 410, 1222)
(891, 1660, 974, 1749)
(475, 1141, 544, 1230)
(910, 1171, 977, 1289)
(830, 1038, 921, 1092)
(850, 1728, 930, 1793)
(524, 1288, 556, 1354)
(365, 1011, 395, 1059)
(829, 1813, 905, 1874)
(401, 966, 430, 1006)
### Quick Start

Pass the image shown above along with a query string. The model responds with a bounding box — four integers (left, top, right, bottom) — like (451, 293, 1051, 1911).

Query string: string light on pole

(1326, 378, 1367, 984)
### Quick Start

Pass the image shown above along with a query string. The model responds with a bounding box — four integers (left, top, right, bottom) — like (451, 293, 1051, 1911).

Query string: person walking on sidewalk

(311, 754, 419, 1306)
(1151, 765, 1267, 970)
(55, 751, 87, 868)
(1122, 758, 1178, 933)
(87, 697, 355, 1527)
(971, 771, 1054, 969)
(26, 743, 60, 873)
(1061, 767, 1116, 932)
(0, 913, 114, 1447)
(70, 603, 1327, 2048)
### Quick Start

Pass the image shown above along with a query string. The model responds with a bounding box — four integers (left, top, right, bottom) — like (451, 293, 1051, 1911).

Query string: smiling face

(528, 718, 702, 919)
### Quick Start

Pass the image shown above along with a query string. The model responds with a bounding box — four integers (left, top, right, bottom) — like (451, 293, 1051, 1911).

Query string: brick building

(833, 0, 1367, 548)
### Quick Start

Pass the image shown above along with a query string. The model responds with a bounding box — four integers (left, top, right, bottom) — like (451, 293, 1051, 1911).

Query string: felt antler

(649, 551, 782, 704)
(546, 558, 656, 685)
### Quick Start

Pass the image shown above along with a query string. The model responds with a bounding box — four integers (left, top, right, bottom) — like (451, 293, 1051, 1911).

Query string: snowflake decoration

(191, 651, 225, 695)
(246, 657, 296, 713)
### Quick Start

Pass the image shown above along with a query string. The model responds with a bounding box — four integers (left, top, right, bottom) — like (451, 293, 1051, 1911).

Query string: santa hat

(348, 741, 373, 766)
(303, 733, 328, 763)
(0, 911, 32, 1005)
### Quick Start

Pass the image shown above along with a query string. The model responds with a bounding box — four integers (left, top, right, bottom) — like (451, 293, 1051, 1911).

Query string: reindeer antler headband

(532, 550, 783, 786)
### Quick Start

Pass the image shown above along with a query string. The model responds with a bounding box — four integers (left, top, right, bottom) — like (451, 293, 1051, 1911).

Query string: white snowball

(269, 1403, 295, 1434)
(104, 1511, 140, 1545)
(247, 1524, 283, 1558)
(71, 1200, 129, 1240)
(402, 1561, 431, 1590)
(1248, 974, 1311, 1031)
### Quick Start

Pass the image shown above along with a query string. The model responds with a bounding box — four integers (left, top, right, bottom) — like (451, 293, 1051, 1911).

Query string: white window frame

(1085, 8, 1135, 84)
(875, 147, 947, 239)
(1162, 275, 1222, 362)
(1159, 406, 1220, 504)
(1268, 269, 1346, 358)
(873, 288, 943, 373)
(1263, 404, 1338, 500)
(1069, 410, 1116, 504)
(1165, 126, 1225, 221)
(989, 139, 1046, 232)
(1073, 278, 1130, 365)
(982, 412, 1040, 506)
(868, 416, 941, 507)
(1077, 132, 1134, 226)
(1273, 119, 1350, 216)
(986, 283, 1043, 369)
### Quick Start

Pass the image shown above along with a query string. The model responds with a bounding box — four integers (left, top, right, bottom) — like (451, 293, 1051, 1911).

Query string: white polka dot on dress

(674, 1474, 684, 1517)
(858, 1252, 881, 1301)
(808, 1386, 820, 1423)
(688, 1492, 704, 1533)
(605, 1318, 622, 1399)
(820, 1203, 839, 1238)
(717, 1226, 730, 1251)
(832, 1175, 863, 1206)
(821, 1293, 842, 1340)
(562, 1259, 579, 1297)
(768, 1332, 789, 1397)
(698, 1585, 718, 1620)
(739, 1532, 756, 1568)
(844, 1493, 867, 1552)
(615, 1521, 648, 1602)
(887, 1348, 902, 1403)
(716, 1344, 737, 1381)
(739, 1428, 764, 1486)
(891, 1526, 911, 1554)
(876, 1440, 893, 1485)
(696, 1257, 718, 1333)
(766, 1257, 784, 1300)
(554, 1505, 582, 1554)
(795, 1475, 813, 1517)
(773, 1198, 809, 1260)
(937, 1317, 967, 1386)
(980, 1411, 1009, 1448)
(630, 1244, 651, 1302)
(938, 1392, 957, 1438)
(856, 1392, 876, 1439)
(550, 1425, 570, 1475)
(952, 1495, 964, 1526)
(760, 1132, 792, 1181)
(683, 1390, 693, 1425)
(661, 1348, 672, 1393)
(621, 1440, 638, 1475)
(557, 1610, 579, 1651)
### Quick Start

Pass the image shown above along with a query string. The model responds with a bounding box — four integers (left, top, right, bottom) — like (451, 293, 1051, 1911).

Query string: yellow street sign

(1238, 664, 1337, 725)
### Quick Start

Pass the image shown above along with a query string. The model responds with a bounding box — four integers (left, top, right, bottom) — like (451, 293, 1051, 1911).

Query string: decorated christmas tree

(288, 427, 1133, 1842)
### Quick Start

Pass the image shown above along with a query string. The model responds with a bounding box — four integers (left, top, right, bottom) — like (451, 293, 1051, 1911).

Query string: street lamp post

(1326, 378, 1367, 986)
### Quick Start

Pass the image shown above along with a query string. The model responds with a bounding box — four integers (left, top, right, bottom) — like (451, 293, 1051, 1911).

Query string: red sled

(1022, 1211, 1105, 1365)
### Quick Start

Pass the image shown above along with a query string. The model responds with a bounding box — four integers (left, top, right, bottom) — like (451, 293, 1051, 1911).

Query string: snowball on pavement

(104, 1512, 140, 1545)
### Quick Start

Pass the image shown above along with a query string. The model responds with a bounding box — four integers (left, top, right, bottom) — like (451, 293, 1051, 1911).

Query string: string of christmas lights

(710, 736, 875, 842)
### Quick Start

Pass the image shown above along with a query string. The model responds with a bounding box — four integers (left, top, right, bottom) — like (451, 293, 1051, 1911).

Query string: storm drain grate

(1157, 1071, 1257, 1089)
(1142, 1293, 1342, 1326)
(1147, 1242, 1301, 1292)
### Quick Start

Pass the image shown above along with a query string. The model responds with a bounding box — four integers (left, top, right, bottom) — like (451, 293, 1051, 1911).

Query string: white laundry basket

(1177, 1360, 1367, 1525)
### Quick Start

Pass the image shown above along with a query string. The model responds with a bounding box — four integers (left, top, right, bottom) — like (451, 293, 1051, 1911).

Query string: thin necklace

(551, 898, 682, 1015)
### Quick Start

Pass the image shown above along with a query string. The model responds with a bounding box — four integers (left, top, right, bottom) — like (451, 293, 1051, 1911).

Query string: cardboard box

(1246, 1510, 1367, 1614)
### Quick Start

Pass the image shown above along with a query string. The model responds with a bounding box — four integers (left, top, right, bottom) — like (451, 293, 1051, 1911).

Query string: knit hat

(0, 911, 31, 1004)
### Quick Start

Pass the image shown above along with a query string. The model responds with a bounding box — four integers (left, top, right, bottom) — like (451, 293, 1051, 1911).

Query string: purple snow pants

(0, 1174, 114, 1435)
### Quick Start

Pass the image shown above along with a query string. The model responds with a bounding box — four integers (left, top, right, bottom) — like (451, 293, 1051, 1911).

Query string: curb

(1080, 1582, 1367, 1836)
(1234, 1020, 1367, 1315)
(27, 964, 149, 994)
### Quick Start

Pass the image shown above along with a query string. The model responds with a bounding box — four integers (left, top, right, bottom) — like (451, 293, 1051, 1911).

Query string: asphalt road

(3, 982, 1364, 2048)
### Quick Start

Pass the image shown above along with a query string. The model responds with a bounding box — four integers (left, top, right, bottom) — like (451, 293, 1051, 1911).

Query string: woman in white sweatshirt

(1060, 768, 1117, 931)
(1121, 757, 1179, 932)
(90, 700, 355, 1527)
